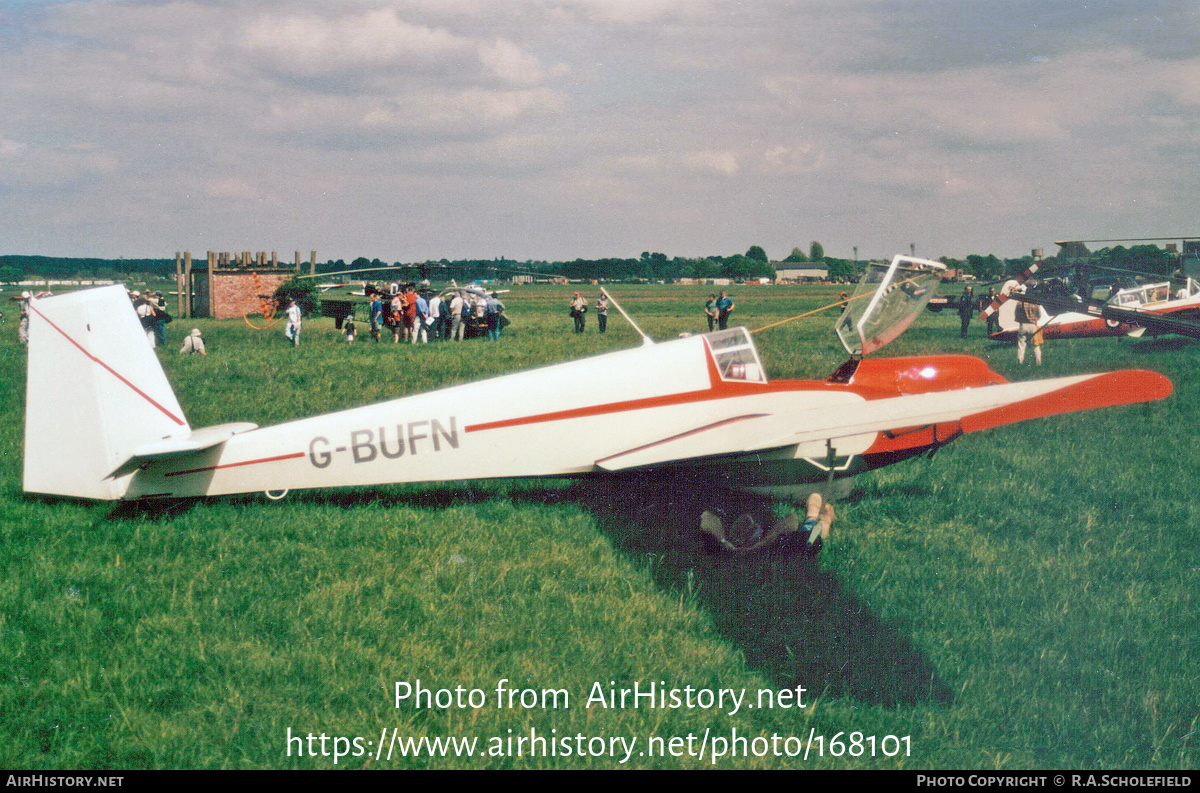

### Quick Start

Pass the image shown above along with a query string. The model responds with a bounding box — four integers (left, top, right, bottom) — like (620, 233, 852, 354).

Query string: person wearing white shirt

(285, 299, 302, 347)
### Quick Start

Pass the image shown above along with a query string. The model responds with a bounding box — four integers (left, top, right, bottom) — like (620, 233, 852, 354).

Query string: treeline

(1, 243, 1185, 285)
(0, 255, 175, 284)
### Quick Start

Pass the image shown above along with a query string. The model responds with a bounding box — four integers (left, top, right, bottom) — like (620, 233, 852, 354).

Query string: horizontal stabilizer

(596, 370, 1171, 472)
(107, 422, 260, 479)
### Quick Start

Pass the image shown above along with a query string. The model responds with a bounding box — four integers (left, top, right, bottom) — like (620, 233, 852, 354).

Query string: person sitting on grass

(179, 328, 206, 355)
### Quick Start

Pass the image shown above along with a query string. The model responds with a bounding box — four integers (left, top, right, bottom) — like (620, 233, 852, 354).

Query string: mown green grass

(0, 284, 1196, 769)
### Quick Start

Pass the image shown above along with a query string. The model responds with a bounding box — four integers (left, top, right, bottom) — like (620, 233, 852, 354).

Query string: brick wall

(210, 271, 294, 320)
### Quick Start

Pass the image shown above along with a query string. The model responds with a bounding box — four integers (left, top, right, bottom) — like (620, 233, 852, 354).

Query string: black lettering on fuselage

(431, 417, 459, 451)
(407, 421, 429, 456)
(307, 417, 459, 468)
(309, 436, 332, 468)
(351, 429, 377, 463)
(378, 426, 405, 459)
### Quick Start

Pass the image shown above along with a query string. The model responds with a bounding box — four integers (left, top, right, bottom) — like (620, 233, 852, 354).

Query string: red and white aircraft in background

(985, 270, 1200, 341)
(23, 256, 1171, 511)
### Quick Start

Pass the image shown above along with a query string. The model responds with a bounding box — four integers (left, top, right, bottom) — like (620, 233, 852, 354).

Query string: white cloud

(203, 177, 259, 201)
(477, 38, 545, 85)
(561, 0, 712, 24)
(0, 139, 118, 189)
(680, 151, 739, 177)
(238, 8, 470, 74)
(762, 144, 823, 175)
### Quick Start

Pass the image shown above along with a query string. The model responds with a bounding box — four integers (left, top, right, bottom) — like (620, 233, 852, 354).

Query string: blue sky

(2, 0, 1198, 262)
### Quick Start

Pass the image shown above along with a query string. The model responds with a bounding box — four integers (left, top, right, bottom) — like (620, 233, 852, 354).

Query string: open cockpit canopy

(835, 255, 946, 357)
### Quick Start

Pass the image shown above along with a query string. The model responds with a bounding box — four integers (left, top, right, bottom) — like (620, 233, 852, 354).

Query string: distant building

(774, 263, 828, 283)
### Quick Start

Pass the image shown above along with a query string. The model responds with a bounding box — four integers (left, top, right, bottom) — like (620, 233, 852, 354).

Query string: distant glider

(23, 257, 1171, 515)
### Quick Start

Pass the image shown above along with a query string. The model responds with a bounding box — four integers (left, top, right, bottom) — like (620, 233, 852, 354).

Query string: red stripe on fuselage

(28, 303, 186, 426)
(163, 452, 305, 478)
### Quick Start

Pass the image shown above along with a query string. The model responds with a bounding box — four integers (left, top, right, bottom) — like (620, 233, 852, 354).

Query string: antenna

(600, 287, 653, 345)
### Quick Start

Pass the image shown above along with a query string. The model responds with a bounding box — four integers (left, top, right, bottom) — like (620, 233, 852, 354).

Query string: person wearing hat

(132, 290, 156, 346)
(179, 328, 206, 355)
(17, 291, 31, 344)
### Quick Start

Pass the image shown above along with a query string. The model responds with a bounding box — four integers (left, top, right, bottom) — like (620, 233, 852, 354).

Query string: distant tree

(272, 276, 321, 315)
(1057, 241, 1091, 260)
(1003, 256, 1035, 277)
(745, 245, 768, 263)
(0, 265, 22, 284)
(809, 241, 825, 261)
(965, 254, 1004, 280)
(1094, 244, 1175, 276)
(825, 258, 864, 283)
(721, 254, 755, 281)
(783, 247, 809, 263)
(748, 259, 777, 280)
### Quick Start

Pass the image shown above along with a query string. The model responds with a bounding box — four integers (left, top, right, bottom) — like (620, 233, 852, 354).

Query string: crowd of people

(130, 290, 172, 347)
(349, 282, 506, 346)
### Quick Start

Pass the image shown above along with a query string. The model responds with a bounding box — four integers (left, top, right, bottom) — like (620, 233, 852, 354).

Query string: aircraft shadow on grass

(560, 472, 954, 709)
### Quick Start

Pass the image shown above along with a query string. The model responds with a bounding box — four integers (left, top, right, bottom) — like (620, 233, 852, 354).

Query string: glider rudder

(23, 285, 192, 500)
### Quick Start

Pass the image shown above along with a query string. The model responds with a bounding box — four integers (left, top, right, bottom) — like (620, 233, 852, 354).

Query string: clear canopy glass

(835, 255, 946, 356)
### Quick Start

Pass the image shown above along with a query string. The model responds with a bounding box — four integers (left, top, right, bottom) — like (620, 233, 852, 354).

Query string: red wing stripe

(595, 413, 769, 465)
(164, 452, 305, 478)
(960, 370, 1172, 434)
(29, 303, 186, 426)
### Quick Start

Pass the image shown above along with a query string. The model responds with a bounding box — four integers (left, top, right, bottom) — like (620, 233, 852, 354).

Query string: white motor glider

(23, 256, 1171, 503)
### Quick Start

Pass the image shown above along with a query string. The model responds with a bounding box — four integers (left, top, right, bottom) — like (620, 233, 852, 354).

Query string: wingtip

(960, 368, 1173, 434)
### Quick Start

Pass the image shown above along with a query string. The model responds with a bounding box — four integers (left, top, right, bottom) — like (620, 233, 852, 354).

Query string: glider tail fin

(23, 285, 191, 500)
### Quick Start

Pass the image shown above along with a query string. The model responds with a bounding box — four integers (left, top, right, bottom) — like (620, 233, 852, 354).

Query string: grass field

(1, 283, 1196, 769)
